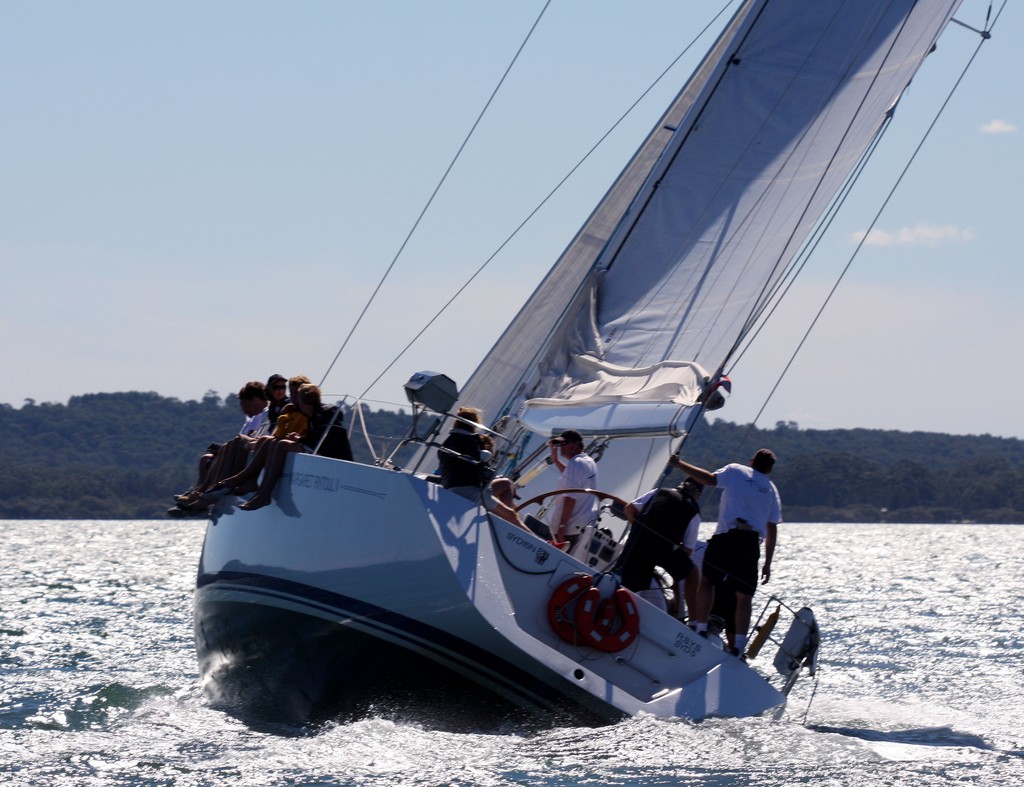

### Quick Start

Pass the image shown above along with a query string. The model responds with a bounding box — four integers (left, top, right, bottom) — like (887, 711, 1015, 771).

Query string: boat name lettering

(292, 473, 340, 492)
(505, 532, 552, 565)
(673, 633, 702, 657)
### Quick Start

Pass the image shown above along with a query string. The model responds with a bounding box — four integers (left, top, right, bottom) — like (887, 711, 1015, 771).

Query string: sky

(2, 1, 1021, 438)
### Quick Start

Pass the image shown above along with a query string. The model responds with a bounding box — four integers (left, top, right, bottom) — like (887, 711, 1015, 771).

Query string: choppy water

(1, 520, 1022, 786)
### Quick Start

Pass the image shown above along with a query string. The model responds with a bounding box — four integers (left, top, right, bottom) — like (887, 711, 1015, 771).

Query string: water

(1, 520, 1022, 786)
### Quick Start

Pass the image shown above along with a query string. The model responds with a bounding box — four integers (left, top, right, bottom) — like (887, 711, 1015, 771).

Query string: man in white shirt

(238, 392, 270, 437)
(548, 429, 598, 549)
(671, 449, 781, 657)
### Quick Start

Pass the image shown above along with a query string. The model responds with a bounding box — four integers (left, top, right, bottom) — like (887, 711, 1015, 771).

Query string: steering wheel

(514, 487, 627, 515)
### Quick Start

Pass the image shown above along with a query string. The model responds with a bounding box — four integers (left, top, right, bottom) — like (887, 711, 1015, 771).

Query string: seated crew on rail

(436, 406, 527, 530)
(214, 383, 354, 511)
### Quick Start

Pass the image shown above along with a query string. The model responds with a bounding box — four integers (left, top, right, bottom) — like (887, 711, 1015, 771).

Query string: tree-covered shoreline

(2, 392, 1022, 522)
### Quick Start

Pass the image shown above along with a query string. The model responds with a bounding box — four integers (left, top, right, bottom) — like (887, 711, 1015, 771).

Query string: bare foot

(239, 494, 271, 511)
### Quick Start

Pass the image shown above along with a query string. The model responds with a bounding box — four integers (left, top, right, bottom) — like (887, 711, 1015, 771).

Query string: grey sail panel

(460, 0, 961, 438)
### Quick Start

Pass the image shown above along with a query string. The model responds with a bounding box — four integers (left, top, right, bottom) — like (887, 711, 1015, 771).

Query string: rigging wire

(740, 8, 1001, 443)
(719, 9, 922, 378)
(355, 2, 740, 399)
(666, 6, 923, 467)
(731, 120, 892, 372)
(623, 3, 921, 380)
(318, 0, 553, 389)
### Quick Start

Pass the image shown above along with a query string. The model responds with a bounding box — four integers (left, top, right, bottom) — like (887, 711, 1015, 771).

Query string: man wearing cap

(265, 373, 290, 430)
(670, 449, 781, 657)
(548, 429, 598, 549)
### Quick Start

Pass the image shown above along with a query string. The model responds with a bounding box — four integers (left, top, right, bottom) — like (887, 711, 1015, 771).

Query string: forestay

(459, 0, 963, 439)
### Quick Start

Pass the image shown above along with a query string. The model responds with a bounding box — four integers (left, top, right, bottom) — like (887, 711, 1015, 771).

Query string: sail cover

(459, 0, 962, 437)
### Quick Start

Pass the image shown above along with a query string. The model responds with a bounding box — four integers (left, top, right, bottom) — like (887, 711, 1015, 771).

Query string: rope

(800, 669, 821, 726)
(318, 0, 553, 389)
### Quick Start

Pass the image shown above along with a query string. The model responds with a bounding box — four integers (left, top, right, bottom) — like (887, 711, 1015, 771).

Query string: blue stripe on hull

(194, 571, 622, 729)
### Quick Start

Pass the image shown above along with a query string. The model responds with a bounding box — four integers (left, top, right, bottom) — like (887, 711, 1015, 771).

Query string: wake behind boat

(194, 0, 987, 727)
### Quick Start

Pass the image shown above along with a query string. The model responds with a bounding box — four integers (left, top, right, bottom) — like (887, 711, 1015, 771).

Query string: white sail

(460, 0, 962, 444)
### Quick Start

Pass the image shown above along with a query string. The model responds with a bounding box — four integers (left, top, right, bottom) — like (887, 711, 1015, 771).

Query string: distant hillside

(0, 391, 413, 519)
(683, 418, 1024, 523)
(1, 392, 1022, 522)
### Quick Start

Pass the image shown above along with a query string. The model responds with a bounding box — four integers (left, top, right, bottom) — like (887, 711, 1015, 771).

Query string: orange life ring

(546, 573, 593, 645)
(575, 586, 640, 653)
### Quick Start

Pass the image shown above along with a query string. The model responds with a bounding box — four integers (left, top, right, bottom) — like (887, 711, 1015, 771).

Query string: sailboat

(194, 0, 981, 727)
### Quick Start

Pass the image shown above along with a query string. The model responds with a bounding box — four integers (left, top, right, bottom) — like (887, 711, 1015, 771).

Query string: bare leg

(683, 570, 701, 622)
(734, 591, 753, 642)
(491, 500, 530, 530)
(201, 436, 250, 491)
(240, 440, 303, 510)
(220, 437, 274, 489)
(693, 573, 715, 625)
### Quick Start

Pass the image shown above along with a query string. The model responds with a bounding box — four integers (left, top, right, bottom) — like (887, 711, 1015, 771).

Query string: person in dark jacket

(438, 406, 491, 489)
(618, 478, 703, 613)
(303, 397, 353, 461)
(168, 380, 270, 515)
(437, 406, 526, 530)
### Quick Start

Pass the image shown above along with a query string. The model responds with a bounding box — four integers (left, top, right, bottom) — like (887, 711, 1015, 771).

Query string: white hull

(195, 453, 788, 726)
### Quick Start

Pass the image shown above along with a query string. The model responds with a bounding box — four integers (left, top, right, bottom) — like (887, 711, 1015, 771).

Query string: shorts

(702, 529, 760, 596)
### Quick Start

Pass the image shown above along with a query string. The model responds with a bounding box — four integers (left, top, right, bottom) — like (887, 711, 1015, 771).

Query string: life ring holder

(530, 488, 636, 652)
(546, 573, 592, 645)
(575, 585, 640, 653)
(545, 572, 640, 654)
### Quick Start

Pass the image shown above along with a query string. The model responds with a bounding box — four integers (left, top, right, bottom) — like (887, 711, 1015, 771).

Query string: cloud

(980, 119, 1017, 134)
(849, 223, 976, 247)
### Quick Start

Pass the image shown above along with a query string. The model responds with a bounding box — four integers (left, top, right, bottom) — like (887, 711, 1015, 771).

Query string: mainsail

(458, 0, 963, 442)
